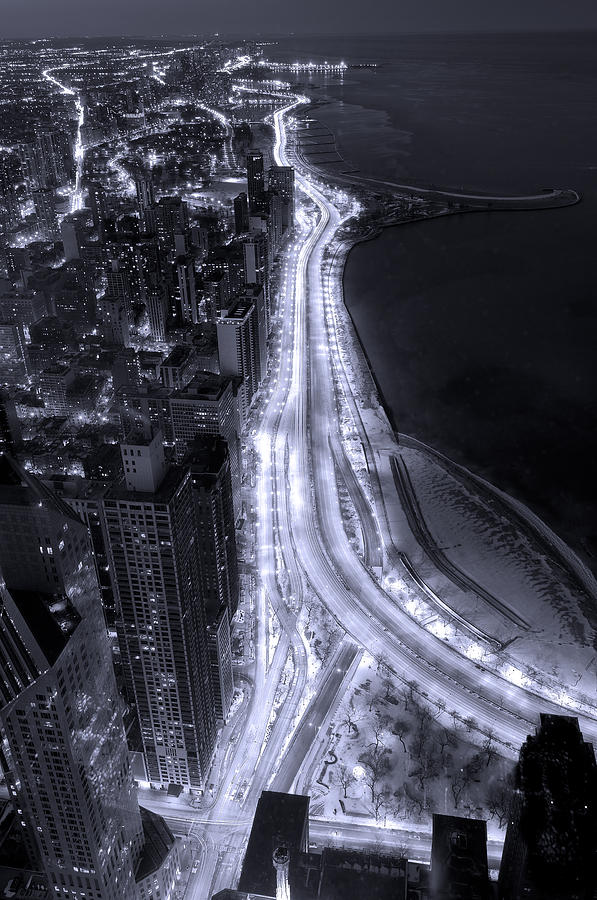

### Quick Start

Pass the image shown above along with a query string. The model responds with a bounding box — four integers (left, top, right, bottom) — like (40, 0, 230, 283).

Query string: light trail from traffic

(42, 65, 85, 212)
(263, 86, 597, 758)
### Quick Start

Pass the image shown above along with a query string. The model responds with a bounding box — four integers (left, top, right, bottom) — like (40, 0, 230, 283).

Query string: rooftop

(174, 371, 232, 402)
(135, 807, 176, 882)
(238, 791, 309, 897)
(161, 345, 194, 369)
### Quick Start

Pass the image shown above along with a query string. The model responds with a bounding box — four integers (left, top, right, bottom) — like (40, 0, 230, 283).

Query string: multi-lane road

(144, 84, 597, 897)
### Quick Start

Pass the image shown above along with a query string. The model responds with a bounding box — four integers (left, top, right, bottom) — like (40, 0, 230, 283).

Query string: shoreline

(337, 217, 597, 585)
(289, 102, 596, 585)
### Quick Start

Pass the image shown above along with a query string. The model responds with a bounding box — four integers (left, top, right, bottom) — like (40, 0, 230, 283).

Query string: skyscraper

(0, 456, 144, 899)
(98, 294, 131, 347)
(186, 436, 239, 620)
(268, 165, 295, 231)
(246, 150, 266, 213)
(243, 233, 270, 328)
(170, 373, 243, 521)
(0, 151, 21, 234)
(0, 456, 181, 899)
(499, 714, 597, 900)
(35, 129, 72, 188)
(187, 437, 238, 721)
(217, 292, 265, 424)
(60, 217, 83, 261)
(233, 192, 249, 235)
(146, 279, 168, 342)
(135, 175, 155, 215)
(176, 254, 200, 324)
(0, 390, 22, 454)
(32, 188, 59, 240)
(102, 432, 217, 791)
(155, 196, 189, 258)
(87, 180, 109, 233)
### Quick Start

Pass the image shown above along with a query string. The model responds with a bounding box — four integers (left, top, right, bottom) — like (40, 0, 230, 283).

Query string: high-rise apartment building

(186, 436, 239, 620)
(186, 437, 238, 721)
(233, 192, 249, 235)
(60, 217, 84, 261)
(32, 188, 59, 240)
(243, 232, 269, 287)
(0, 390, 22, 454)
(170, 374, 242, 521)
(135, 175, 155, 215)
(268, 165, 295, 230)
(87, 180, 109, 232)
(217, 297, 262, 424)
(102, 432, 217, 791)
(243, 234, 270, 328)
(176, 255, 200, 324)
(0, 457, 143, 899)
(268, 192, 285, 257)
(246, 150, 266, 213)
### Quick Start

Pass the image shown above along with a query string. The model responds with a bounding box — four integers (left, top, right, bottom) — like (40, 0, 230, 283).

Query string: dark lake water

(274, 33, 597, 571)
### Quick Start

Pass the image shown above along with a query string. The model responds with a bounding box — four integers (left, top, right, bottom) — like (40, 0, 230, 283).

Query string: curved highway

(268, 93, 597, 756)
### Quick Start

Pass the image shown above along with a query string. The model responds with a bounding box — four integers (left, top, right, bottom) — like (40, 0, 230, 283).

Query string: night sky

(2, 0, 597, 39)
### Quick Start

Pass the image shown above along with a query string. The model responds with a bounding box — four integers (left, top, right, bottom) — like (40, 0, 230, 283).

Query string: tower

(87, 180, 109, 232)
(177, 255, 199, 324)
(233, 191, 249, 235)
(32, 188, 59, 240)
(135, 175, 155, 215)
(102, 433, 217, 791)
(216, 294, 264, 424)
(0, 456, 144, 899)
(268, 166, 295, 231)
(247, 150, 265, 213)
(0, 390, 22, 454)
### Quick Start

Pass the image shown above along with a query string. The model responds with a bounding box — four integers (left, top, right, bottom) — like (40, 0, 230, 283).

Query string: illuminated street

(1, 21, 596, 900)
(136, 82, 597, 896)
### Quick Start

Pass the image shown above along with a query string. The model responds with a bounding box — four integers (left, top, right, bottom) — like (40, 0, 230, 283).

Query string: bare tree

(434, 697, 447, 719)
(410, 747, 440, 792)
(375, 660, 395, 701)
(486, 774, 514, 828)
(392, 717, 410, 752)
(401, 680, 418, 712)
(371, 711, 391, 751)
(438, 727, 458, 761)
(411, 705, 434, 759)
(304, 597, 317, 631)
(338, 764, 353, 799)
(450, 770, 469, 808)
(359, 745, 392, 802)
(482, 729, 499, 768)
(463, 715, 478, 734)
(341, 700, 359, 735)
(382, 675, 395, 703)
(371, 786, 392, 823)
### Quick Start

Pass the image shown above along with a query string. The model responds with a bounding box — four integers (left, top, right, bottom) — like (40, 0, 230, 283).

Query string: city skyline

(0, 21, 594, 900)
